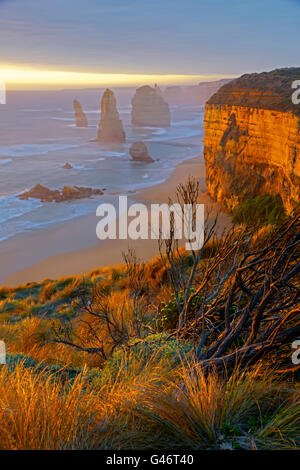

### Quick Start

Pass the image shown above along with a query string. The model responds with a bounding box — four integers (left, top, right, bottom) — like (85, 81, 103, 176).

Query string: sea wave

(101, 151, 127, 158)
(0, 196, 101, 242)
(0, 159, 12, 166)
(51, 117, 74, 121)
(141, 127, 167, 136)
(67, 124, 94, 128)
(62, 164, 93, 171)
(0, 194, 43, 226)
(65, 109, 99, 115)
(22, 108, 63, 112)
(0, 143, 80, 158)
(85, 157, 106, 162)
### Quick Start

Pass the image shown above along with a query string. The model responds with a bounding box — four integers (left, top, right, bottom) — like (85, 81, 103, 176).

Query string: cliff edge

(204, 68, 300, 214)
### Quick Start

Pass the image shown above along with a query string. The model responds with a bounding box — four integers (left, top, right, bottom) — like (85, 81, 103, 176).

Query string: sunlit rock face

(97, 89, 126, 142)
(204, 68, 300, 213)
(129, 142, 154, 163)
(73, 99, 88, 127)
(19, 184, 103, 203)
(131, 85, 171, 127)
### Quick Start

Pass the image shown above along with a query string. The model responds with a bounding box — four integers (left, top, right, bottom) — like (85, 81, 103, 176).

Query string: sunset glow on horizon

(0, 66, 234, 90)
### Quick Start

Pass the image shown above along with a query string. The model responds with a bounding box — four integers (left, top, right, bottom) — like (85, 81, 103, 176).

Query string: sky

(0, 0, 299, 89)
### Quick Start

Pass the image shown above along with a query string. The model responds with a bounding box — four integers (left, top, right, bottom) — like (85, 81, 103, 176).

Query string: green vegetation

(158, 289, 203, 330)
(232, 194, 285, 226)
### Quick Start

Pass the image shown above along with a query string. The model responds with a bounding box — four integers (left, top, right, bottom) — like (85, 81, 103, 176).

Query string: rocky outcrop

(129, 142, 154, 162)
(96, 89, 125, 142)
(131, 85, 171, 127)
(62, 162, 72, 169)
(204, 68, 300, 214)
(73, 99, 88, 127)
(19, 184, 103, 203)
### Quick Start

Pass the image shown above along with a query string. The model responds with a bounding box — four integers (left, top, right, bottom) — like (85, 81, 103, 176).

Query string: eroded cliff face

(164, 79, 232, 106)
(204, 69, 300, 213)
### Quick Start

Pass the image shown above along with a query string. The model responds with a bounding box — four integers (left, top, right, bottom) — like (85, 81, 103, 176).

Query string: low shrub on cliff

(232, 194, 285, 226)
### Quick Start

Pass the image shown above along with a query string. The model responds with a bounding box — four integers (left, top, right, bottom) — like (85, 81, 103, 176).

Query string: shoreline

(0, 155, 231, 287)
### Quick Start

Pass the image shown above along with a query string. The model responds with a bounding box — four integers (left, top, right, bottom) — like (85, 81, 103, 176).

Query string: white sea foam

(125, 178, 167, 192)
(0, 197, 105, 242)
(67, 124, 93, 128)
(65, 109, 99, 115)
(0, 159, 12, 166)
(173, 116, 203, 126)
(101, 151, 127, 158)
(22, 108, 63, 112)
(68, 164, 93, 171)
(51, 117, 74, 121)
(0, 194, 43, 226)
(85, 157, 106, 162)
(142, 127, 167, 135)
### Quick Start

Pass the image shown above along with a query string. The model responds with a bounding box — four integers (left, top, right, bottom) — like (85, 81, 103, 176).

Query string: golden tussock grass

(114, 362, 300, 450)
(0, 354, 298, 450)
(0, 363, 105, 450)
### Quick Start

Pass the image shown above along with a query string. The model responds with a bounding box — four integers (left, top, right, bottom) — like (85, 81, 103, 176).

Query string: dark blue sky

(0, 0, 299, 76)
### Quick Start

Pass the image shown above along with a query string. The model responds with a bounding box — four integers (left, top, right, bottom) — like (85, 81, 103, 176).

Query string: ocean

(0, 88, 204, 242)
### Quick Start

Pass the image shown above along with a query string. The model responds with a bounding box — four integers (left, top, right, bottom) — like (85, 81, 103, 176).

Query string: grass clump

(0, 363, 113, 450)
(120, 363, 299, 450)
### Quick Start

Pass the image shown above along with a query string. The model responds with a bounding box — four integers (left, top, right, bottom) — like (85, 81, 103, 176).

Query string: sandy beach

(0, 156, 230, 286)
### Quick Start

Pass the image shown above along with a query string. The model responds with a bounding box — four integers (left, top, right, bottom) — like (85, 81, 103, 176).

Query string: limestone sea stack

(73, 99, 88, 127)
(96, 89, 126, 142)
(204, 68, 300, 214)
(129, 142, 154, 163)
(131, 85, 171, 127)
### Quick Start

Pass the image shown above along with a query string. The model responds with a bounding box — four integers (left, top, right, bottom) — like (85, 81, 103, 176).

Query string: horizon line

(0, 66, 236, 90)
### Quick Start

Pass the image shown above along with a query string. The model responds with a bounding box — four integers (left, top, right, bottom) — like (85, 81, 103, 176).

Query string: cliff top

(207, 67, 300, 115)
